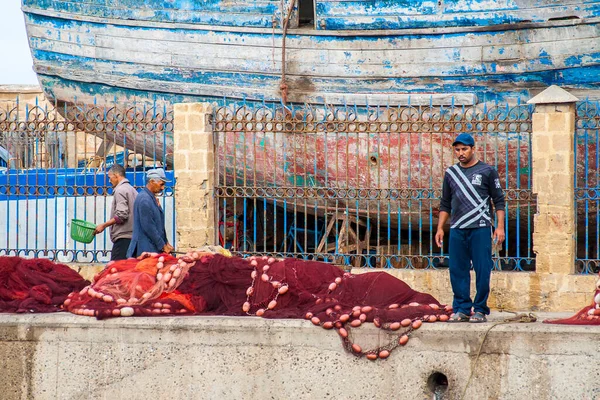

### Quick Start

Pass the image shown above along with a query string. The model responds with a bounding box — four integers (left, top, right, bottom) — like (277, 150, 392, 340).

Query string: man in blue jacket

(126, 168, 174, 257)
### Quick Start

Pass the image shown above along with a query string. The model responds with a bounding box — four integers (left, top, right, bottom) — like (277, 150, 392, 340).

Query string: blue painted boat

(18, 0, 598, 227)
(0, 168, 175, 201)
(21, 0, 600, 109)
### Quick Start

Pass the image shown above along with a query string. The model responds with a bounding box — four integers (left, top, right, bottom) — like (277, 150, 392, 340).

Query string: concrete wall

(0, 313, 598, 400)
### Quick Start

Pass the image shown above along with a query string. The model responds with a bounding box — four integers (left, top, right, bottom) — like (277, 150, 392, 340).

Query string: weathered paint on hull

(216, 126, 533, 223)
(23, 5, 600, 108)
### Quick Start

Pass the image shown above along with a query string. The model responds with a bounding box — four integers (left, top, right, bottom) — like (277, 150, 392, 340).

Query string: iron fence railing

(213, 99, 536, 271)
(575, 100, 600, 274)
(0, 98, 175, 262)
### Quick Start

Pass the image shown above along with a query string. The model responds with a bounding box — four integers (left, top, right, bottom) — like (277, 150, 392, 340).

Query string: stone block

(547, 153, 568, 172)
(191, 152, 215, 172)
(174, 171, 202, 185)
(174, 112, 188, 134)
(539, 274, 560, 292)
(549, 173, 573, 192)
(508, 273, 531, 292)
(571, 275, 597, 292)
(174, 103, 190, 114)
(188, 103, 213, 115)
(189, 132, 213, 151)
(542, 204, 573, 215)
(532, 173, 550, 194)
(173, 132, 190, 152)
(175, 208, 196, 226)
(532, 113, 547, 132)
(532, 134, 551, 154)
(533, 254, 551, 274)
(545, 213, 574, 234)
(546, 113, 570, 133)
(173, 151, 188, 171)
(554, 292, 588, 311)
(187, 113, 206, 133)
(187, 153, 213, 172)
(531, 156, 548, 173)
(547, 256, 576, 275)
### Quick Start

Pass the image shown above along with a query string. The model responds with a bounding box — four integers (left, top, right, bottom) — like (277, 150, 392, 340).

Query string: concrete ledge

(351, 268, 597, 312)
(0, 312, 598, 399)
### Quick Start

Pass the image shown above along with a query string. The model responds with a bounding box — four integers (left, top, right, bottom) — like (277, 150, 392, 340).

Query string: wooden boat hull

(22, 1, 600, 109)
(19, 0, 599, 227)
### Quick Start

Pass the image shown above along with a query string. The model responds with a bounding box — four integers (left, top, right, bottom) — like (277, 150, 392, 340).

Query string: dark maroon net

(544, 283, 600, 325)
(0, 252, 453, 359)
(65, 251, 452, 359)
(0, 256, 88, 313)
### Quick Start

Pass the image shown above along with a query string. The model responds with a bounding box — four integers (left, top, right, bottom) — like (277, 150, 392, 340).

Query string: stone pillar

(528, 86, 579, 274)
(173, 103, 215, 252)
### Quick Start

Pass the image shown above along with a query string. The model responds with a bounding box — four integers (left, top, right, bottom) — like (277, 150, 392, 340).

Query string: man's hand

(435, 229, 445, 248)
(94, 224, 106, 235)
(162, 243, 175, 254)
(493, 227, 505, 245)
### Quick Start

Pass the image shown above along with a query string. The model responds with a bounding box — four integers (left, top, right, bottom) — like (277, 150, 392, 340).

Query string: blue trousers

(449, 227, 493, 315)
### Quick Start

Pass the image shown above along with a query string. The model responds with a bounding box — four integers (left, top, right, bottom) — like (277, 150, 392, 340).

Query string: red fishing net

(0, 251, 454, 359)
(64, 250, 452, 359)
(544, 275, 600, 325)
(0, 256, 88, 313)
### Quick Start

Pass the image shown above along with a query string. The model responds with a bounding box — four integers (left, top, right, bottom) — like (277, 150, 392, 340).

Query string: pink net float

(65, 249, 453, 360)
(0, 256, 88, 313)
(544, 272, 600, 325)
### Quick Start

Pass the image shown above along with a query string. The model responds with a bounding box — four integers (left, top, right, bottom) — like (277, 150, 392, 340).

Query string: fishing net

(544, 276, 600, 325)
(0, 256, 88, 313)
(65, 249, 452, 359)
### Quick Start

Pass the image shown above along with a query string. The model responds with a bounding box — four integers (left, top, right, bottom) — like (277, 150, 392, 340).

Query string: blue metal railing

(213, 98, 536, 271)
(0, 97, 176, 263)
(575, 100, 600, 274)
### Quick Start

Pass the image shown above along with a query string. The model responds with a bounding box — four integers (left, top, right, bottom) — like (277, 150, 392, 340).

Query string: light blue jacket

(126, 187, 167, 257)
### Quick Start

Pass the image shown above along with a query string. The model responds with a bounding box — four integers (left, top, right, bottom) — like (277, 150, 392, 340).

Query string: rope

(279, 0, 296, 106)
(459, 311, 537, 400)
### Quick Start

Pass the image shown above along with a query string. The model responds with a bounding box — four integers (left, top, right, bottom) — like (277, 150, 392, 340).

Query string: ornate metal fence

(575, 100, 600, 273)
(213, 100, 535, 271)
(0, 98, 175, 262)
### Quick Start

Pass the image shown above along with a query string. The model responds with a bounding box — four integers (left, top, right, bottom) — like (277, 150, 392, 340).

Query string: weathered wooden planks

(23, 7, 600, 106)
(315, 0, 600, 30)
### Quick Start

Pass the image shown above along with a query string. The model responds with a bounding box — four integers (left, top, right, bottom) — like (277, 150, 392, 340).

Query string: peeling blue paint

(21, 0, 600, 110)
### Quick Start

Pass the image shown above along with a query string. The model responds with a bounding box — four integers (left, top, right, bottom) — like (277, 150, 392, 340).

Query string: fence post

(173, 103, 215, 252)
(528, 85, 579, 275)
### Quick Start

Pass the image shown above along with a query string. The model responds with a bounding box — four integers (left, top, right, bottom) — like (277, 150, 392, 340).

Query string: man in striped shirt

(435, 133, 505, 323)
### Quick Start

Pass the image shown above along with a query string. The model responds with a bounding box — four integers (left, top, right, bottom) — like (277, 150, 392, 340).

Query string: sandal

(469, 312, 487, 323)
(447, 312, 470, 323)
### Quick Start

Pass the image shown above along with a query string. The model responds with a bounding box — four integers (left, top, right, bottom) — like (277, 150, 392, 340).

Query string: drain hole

(369, 155, 378, 166)
(427, 372, 448, 398)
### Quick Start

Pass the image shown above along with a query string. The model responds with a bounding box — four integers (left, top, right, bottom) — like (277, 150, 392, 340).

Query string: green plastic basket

(70, 219, 96, 244)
